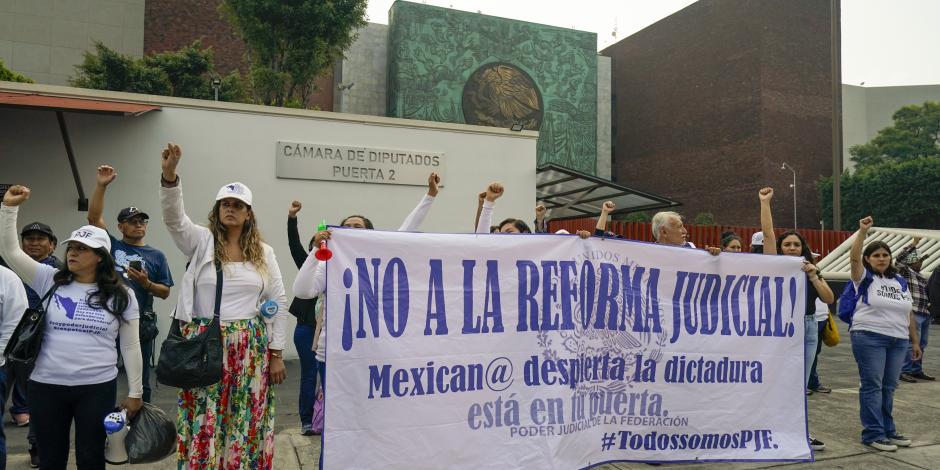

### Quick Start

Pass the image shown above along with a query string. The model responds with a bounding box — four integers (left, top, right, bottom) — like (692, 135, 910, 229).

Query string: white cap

(216, 182, 253, 206)
(554, 229, 570, 234)
(61, 225, 111, 251)
(750, 232, 764, 246)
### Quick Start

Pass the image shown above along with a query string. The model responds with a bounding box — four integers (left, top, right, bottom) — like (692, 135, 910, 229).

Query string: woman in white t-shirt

(160, 144, 288, 469)
(1, 185, 143, 469)
(849, 216, 921, 452)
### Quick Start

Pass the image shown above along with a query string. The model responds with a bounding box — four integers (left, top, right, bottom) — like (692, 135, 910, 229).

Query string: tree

(849, 101, 940, 168)
(71, 41, 247, 102)
(0, 59, 34, 83)
(819, 157, 940, 229)
(819, 100, 940, 229)
(220, 0, 367, 107)
(693, 212, 716, 225)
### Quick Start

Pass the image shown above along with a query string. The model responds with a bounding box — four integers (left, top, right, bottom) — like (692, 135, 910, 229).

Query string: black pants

(29, 379, 116, 470)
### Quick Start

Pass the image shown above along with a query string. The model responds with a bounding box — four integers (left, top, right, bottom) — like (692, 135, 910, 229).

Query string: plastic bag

(126, 402, 177, 463)
(312, 390, 324, 434)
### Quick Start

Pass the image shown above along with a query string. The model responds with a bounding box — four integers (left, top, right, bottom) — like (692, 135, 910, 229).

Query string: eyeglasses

(122, 218, 149, 226)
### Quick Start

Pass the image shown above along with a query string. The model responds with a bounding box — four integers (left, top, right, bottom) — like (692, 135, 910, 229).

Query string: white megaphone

(104, 409, 129, 465)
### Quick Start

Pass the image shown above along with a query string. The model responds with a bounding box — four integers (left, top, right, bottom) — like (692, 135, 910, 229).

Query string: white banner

(323, 230, 811, 469)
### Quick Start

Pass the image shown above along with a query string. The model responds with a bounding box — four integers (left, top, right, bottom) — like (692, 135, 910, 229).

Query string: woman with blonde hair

(159, 143, 288, 469)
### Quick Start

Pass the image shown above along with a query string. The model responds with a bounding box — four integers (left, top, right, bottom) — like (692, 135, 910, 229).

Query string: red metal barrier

(547, 218, 852, 258)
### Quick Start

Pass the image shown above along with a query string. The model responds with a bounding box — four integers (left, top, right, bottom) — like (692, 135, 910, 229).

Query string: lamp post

(781, 162, 797, 228)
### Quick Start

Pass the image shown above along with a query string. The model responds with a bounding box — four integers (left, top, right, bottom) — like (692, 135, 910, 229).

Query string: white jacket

(160, 183, 288, 350)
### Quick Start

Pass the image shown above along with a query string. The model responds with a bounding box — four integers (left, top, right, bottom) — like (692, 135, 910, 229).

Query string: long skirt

(176, 317, 275, 469)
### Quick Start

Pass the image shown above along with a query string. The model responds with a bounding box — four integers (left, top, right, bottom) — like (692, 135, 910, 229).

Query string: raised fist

(602, 201, 615, 212)
(161, 143, 182, 180)
(485, 183, 504, 202)
(759, 187, 773, 202)
(859, 216, 873, 231)
(96, 165, 117, 187)
(1, 185, 31, 207)
(288, 201, 302, 218)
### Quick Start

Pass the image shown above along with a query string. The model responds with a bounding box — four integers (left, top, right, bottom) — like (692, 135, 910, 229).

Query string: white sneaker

(866, 440, 898, 452)
(888, 434, 912, 447)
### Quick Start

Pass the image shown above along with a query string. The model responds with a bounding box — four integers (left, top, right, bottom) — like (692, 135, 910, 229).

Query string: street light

(781, 162, 797, 229)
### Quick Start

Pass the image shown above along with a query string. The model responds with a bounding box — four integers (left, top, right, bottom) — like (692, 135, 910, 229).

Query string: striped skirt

(176, 317, 275, 469)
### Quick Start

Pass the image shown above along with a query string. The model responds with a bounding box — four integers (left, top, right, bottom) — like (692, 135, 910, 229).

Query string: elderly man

(651, 211, 719, 255)
(897, 237, 933, 382)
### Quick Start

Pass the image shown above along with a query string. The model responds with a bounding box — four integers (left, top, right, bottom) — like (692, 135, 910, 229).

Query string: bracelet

(270, 351, 283, 358)
(160, 174, 179, 187)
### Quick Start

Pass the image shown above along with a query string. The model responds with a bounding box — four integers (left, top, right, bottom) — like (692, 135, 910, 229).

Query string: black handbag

(4, 284, 58, 386)
(139, 310, 159, 342)
(155, 262, 223, 389)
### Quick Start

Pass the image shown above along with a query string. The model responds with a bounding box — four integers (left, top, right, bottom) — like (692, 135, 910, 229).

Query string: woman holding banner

(159, 143, 289, 469)
(759, 187, 833, 452)
(848, 216, 921, 452)
(294, 172, 441, 393)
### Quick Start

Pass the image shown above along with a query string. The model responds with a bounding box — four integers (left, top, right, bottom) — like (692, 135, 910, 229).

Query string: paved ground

(4, 321, 939, 469)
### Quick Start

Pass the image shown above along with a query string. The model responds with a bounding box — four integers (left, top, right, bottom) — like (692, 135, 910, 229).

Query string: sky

(364, 0, 940, 87)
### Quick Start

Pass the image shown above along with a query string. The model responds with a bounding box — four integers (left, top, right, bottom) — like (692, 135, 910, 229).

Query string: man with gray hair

(651, 211, 719, 255)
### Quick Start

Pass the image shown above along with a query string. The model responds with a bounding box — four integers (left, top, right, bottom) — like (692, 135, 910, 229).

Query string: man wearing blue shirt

(88, 165, 174, 403)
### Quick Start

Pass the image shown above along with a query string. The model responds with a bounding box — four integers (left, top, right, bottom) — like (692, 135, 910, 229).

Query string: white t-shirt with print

(849, 272, 913, 339)
(28, 264, 139, 386)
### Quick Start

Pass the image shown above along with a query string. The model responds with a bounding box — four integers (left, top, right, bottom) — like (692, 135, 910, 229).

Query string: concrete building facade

(0, 0, 145, 86)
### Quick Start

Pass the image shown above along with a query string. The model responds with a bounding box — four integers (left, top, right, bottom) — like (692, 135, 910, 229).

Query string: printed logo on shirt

(54, 294, 78, 319)
(50, 293, 115, 335)
(876, 284, 907, 301)
(113, 250, 145, 273)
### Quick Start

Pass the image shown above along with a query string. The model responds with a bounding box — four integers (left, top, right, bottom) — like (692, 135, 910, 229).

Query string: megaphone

(104, 409, 129, 465)
(314, 219, 333, 261)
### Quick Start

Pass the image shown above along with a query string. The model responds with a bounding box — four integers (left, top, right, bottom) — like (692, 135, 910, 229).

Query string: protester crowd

(0, 142, 936, 468)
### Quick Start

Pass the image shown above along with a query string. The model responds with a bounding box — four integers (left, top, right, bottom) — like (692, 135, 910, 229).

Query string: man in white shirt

(0, 264, 28, 468)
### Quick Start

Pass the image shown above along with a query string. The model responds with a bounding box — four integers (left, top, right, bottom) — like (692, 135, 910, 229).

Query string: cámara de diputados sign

(276, 141, 446, 186)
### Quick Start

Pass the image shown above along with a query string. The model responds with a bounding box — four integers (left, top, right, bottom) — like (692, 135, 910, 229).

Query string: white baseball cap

(750, 232, 764, 246)
(216, 182, 253, 206)
(61, 225, 111, 251)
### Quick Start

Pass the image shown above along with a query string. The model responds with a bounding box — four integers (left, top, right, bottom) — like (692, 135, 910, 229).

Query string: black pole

(56, 111, 88, 211)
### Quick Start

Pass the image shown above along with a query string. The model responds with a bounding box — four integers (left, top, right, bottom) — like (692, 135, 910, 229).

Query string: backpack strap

(858, 269, 875, 306)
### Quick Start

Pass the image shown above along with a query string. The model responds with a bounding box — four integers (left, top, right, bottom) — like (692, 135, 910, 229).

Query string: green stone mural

(387, 1, 598, 174)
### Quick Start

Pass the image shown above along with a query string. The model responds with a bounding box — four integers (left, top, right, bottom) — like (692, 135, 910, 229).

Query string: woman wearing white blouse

(159, 143, 288, 469)
(1, 185, 142, 469)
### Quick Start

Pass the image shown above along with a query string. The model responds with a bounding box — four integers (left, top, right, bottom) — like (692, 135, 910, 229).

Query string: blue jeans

(804, 316, 818, 388)
(808, 320, 827, 389)
(141, 338, 154, 403)
(902, 313, 930, 374)
(293, 324, 319, 427)
(851, 330, 908, 443)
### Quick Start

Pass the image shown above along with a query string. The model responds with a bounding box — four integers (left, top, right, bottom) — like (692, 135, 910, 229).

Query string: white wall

(0, 84, 538, 359)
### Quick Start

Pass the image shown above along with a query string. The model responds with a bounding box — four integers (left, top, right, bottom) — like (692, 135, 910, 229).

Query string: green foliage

(820, 101, 940, 229)
(693, 212, 716, 226)
(619, 211, 651, 223)
(849, 101, 940, 168)
(220, 0, 367, 107)
(819, 157, 940, 229)
(0, 59, 34, 83)
(70, 41, 247, 102)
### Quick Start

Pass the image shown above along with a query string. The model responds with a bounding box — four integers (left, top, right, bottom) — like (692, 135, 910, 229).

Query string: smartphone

(129, 260, 143, 271)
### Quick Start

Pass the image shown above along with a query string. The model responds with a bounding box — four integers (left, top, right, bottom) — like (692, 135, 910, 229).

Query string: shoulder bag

(4, 284, 59, 385)
(155, 262, 223, 389)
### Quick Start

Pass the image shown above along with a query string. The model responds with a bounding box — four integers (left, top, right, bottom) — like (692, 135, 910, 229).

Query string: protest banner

(321, 229, 812, 468)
